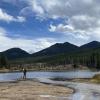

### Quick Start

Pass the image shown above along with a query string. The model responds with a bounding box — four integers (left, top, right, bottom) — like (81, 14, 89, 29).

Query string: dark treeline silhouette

(7, 51, 100, 71)
(0, 41, 100, 70)
(27, 51, 100, 70)
(0, 51, 100, 70)
(0, 54, 8, 68)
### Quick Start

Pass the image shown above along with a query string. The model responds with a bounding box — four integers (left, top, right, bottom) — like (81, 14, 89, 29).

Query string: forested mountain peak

(0, 41, 100, 60)
(1, 48, 30, 59)
(80, 41, 100, 49)
(32, 42, 78, 57)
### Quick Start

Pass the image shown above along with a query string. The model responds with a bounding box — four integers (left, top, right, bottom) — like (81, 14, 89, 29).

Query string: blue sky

(0, 0, 100, 53)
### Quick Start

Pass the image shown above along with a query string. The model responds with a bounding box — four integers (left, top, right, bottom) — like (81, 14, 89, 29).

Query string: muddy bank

(0, 79, 73, 100)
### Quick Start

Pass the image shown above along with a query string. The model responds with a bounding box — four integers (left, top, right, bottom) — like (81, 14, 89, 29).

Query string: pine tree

(0, 54, 8, 68)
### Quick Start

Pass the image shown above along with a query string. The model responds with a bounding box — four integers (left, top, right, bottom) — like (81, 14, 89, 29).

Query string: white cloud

(49, 23, 89, 40)
(49, 24, 56, 32)
(0, 27, 56, 53)
(0, 8, 26, 22)
(30, 0, 44, 15)
(49, 24, 74, 33)
(20, 0, 100, 42)
(15, 16, 26, 22)
(1, 0, 100, 45)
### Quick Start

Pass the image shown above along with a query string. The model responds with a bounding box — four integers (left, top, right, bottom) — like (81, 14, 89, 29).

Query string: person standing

(23, 68, 27, 79)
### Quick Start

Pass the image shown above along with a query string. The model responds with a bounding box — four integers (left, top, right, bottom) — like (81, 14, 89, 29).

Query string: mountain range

(0, 41, 100, 60)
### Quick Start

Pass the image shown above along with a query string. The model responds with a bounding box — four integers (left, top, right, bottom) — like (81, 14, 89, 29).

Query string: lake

(0, 70, 98, 82)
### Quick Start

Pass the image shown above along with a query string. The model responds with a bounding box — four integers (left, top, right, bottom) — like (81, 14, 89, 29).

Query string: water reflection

(71, 92, 85, 100)
(0, 70, 97, 82)
(70, 91, 100, 100)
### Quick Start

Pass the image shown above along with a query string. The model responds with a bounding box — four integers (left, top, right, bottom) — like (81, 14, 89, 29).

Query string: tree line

(0, 54, 8, 69)
(35, 51, 100, 69)
(0, 51, 100, 70)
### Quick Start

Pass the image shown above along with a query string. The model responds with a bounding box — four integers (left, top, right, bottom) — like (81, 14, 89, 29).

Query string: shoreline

(0, 79, 74, 100)
(0, 64, 96, 73)
(0, 68, 97, 73)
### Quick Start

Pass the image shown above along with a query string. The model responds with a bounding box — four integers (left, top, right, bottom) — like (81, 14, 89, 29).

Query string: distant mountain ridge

(80, 41, 100, 49)
(0, 41, 100, 60)
(1, 48, 30, 59)
(32, 41, 100, 57)
(32, 42, 78, 57)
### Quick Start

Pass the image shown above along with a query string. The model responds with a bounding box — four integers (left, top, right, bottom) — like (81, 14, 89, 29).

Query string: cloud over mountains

(0, 0, 100, 52)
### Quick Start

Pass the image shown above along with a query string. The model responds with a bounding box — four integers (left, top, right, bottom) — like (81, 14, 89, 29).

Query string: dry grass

(0, 80, 73, 100)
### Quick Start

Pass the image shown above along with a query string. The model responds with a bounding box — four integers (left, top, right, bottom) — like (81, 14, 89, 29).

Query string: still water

(0, 70, 97, 82)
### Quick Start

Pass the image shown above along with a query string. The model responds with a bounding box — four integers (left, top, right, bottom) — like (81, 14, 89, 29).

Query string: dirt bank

(0, 79, 73, 100)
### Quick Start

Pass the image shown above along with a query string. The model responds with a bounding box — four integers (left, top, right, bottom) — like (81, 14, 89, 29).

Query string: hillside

(80, 41, 100, 50)
(1, 41, 100, 70)
(32, 42, 78, 57)
(1, 48, 30, 59)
